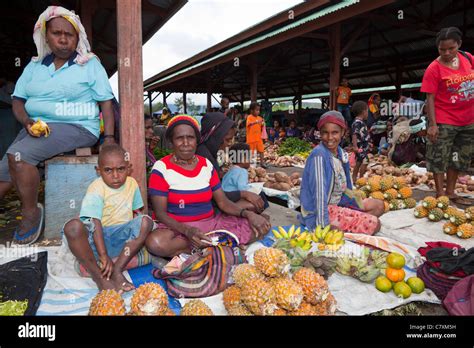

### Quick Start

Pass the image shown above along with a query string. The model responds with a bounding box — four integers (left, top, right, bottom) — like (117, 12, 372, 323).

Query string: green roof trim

(267, 83, 422, 102)
(144, 0, 360, 90)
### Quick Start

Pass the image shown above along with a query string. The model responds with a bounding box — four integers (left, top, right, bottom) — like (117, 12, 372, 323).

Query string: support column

(329, 23, 341, 110)
(249, 56, 258, 103)
(81, 0, 96, 47)
(117, 0, 147, 207)
(207, 90, 212, 112)
(163, 91, 167, 107)
(148, 91, 152, 115)
(183, 92, 187, 113)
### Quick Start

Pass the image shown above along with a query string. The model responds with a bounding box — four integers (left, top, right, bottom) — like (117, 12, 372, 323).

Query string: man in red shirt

(421, 27, 474, 203)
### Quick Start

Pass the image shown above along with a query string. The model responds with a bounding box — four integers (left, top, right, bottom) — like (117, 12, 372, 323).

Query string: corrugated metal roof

(144, 0, 360, 90)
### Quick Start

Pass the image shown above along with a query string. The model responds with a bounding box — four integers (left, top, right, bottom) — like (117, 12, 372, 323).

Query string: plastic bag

(0, 251, 48, 316)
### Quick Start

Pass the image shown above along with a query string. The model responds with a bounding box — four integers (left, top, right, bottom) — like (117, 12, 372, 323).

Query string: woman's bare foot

(96, 277, 116, 291)
(111, 270, 135, 293)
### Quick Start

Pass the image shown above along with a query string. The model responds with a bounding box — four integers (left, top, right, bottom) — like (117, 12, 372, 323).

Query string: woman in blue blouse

(0, 7, 116, 244)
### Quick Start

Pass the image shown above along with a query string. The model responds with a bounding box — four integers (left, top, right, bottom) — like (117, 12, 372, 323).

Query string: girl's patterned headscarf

(32, 6, 96, 65)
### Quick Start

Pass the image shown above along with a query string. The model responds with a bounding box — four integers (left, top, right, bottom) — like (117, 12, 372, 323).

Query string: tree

(143, 101, 163, 116)
(174, 96, 184, 113)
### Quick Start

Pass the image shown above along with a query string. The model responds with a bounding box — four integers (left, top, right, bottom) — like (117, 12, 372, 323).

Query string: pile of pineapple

(89, 282, 214, 316)
(354, 175, 416, 212)
(223, 247, 336, 316)
(414, 196, 474, 239)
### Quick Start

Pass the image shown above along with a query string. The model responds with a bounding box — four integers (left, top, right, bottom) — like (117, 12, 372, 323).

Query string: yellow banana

(312, 233, 319, 243)
(278, 226, 288, 239)
(315, 225, 322, 240)
(272, 229, 283, 239)
(296, 240, 306, 248)
(288, 225, 295, 238)
(302, 242, 312, 251)
(294, 227, 301, 236)
(299, 232, 308, 241)
(324, 231, 334, 244)
(290, 239, 298, 248)
(321, 225, 331, 239)
(332, 231, 344, 244)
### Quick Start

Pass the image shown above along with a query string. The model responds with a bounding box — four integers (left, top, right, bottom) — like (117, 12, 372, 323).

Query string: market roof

(0, 0, 187, 81)
(143, 0, 474, 100)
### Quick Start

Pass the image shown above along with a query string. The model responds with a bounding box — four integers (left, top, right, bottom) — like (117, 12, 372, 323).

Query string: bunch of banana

(271, 225, 301, 240)
(30, 118, 51, 137)
(335, 247, 387, 283)
(311, 225, 345, 251)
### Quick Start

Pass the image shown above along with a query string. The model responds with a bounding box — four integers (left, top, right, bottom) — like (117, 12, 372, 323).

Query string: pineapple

(367, 176, 382, 192)
(223, 286, 241, 311)
(292, 267, 329, 305)
(393, 177, 407, 190)
(240, 278, 277, 315)
(444, 206, 458, 220)
(389, 199, 405, 211)
(180, 300, 214, 316)
(436, 196, 450, 210)
(271, 278, 304, 311)
(89, 289, 126, 316)
(227, 304, 253, 316)
(383, 201, 390, 213)
(464, 206, 474, 220)
(253, 247, 290, 277)
(450, 211, 467, 226)
(380, 176, 394, 191)
(361, 185, 371, 196)
(398, 187, 413, 199)
(443, 222, 458, 235)
(456, 223, 473, 239)
(370, 191, 385, 201)
(271, 308, 288, 316)
(383, 188, 398, 200)
(414, 206, 429, 218)
(355, 177, 368, 189)
(422, 196, 438, 210)
(321, 293, 337, 315)
(232, 264, 265, 288)
(428, 208, 444, 222)
(403, 198, 417, 209)
(130, 282, 168, 315)
(289, 301, 317, 316)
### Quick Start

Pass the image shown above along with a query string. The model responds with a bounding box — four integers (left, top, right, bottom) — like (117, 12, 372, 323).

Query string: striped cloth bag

(153, 245, 246, 298)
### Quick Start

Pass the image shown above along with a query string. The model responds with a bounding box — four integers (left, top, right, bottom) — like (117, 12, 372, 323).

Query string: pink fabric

(154, 213, 254, 245)
(328, 205, 379, 235)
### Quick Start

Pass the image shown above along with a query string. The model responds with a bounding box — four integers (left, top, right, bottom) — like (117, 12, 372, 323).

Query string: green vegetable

(277, 138, 312, 156)
(0, 300, 28, 316)
(153, 148, 172, 160)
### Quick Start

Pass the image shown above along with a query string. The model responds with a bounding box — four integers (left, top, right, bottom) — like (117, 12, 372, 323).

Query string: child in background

(63, 144, 153, 292)
(246, 102, 266, 168)
(336, 78, 352, 125)
(351, 101, 371, 183)
(222, 143, 252, 192)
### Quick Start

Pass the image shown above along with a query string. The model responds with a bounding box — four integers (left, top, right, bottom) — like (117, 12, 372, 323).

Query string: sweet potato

(274, 172, 290, 183)
(290, 172, 301, 180)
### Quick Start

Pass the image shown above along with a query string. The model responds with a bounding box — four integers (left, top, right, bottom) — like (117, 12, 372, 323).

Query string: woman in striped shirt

(146, 115, 271, 257)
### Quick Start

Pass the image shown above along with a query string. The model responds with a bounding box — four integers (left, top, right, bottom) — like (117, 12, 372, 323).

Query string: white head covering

(31, 6, 96, 65)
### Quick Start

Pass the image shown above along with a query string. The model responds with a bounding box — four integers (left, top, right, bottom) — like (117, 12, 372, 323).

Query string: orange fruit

(375, 276, 392, 293)
(393, 281, 412, 299)
(385, 267, 405, 282)
(407, 277, 425, 294)
(386, 252, 405, 269)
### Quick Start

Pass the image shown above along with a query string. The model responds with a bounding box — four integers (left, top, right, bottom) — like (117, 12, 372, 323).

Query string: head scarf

(409, 118, 427, 134)
(317, 111, 347, 130)
(165, 115, 201, 142)
(32, 6, 96, 65)
(368, 93, 380, 114)
(199, 112, 236, 159)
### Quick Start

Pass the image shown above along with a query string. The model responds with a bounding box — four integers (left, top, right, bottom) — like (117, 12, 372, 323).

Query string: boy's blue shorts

(62, 215, 150, 259)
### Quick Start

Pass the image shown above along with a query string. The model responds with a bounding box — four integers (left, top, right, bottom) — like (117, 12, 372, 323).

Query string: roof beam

(341, 21, 370, 56)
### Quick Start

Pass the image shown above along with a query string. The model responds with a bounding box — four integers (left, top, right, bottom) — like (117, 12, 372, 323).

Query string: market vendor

(0, 6, 115, 244)
(421, 27, 474, 204)
(299, 111, 384, 234)
(197, 112, 268, 213)
(145, 115, 271, 257)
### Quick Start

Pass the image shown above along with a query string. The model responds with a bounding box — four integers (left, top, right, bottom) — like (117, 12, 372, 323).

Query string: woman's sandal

(449, 196, 474, 206)
(12, 203, 44, 245)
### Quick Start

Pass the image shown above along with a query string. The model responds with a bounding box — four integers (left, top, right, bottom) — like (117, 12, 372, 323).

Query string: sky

(109, 0, 304, 107)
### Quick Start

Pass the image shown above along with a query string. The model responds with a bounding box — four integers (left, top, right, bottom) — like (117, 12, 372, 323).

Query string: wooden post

(117, 0, 147, 208)
(163, 91, 167, 107)
(148, 91, 152, 115)
(395, 64, 402, 98)
(329, 23, 341, 110)
(207, 90, 212, 112)
(183, 92, 187, 113)
(249, 56, 258, 103)
(80, 0, 96, 47)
